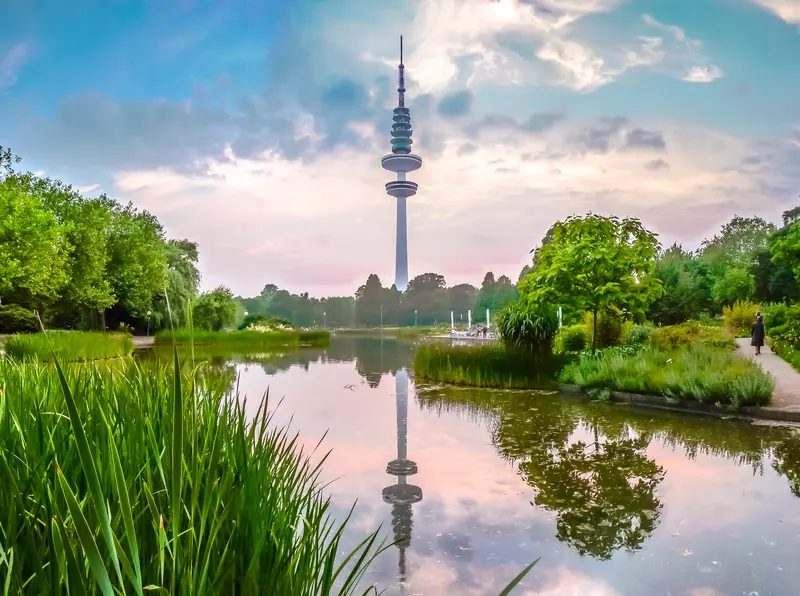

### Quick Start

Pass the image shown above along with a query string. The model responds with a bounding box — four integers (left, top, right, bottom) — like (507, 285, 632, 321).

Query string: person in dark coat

(751, 313, 765, 355)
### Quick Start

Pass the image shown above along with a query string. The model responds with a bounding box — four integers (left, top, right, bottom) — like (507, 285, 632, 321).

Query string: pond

(144, 337, 800, 595)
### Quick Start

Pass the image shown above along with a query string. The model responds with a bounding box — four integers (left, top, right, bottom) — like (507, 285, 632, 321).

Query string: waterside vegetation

(4, 330, 133, 361)
(154, 328, 331, 349)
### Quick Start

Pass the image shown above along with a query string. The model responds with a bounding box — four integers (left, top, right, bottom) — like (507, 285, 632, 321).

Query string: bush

(559, 345, 773, 407)
(554, 324, 587, 353)
(722, 300, 760, 336)
(0, 304, 39, 333)
(4, 331, 133, 361)
(583, 309, 624, 349)
(498, 301, 558, 358)
(414, 342, 561, 389)
(650, 321, 735, 351)
(626, 323, 657, 345)
(238, 314, 293, 331)
(761, 302, 790, 333)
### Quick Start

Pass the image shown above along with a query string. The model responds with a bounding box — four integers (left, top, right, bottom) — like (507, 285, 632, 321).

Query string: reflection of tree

(519, 434, 663, 559)
(352, 338, 414, 388)
(773, 439, 800, 497)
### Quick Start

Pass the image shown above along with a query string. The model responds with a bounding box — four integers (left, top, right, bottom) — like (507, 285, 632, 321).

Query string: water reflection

(382, 369, 422, 588)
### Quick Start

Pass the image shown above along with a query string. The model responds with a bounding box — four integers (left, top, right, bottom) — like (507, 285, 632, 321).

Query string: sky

(1, 0, 799, 298)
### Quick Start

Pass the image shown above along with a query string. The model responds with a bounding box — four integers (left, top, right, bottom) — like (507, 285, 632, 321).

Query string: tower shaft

(395, 196, 408, 292)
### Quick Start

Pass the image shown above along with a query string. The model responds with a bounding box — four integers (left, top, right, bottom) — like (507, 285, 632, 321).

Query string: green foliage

(554, 324, 587, 353)
(519, 214, 662, 351)
(193, 286, 237, 331)
(770, 220, 800, 280)
(559, 345, 774, 407)
(701, 215, 775, 271)
(414, 343, 560, 389)
(582, 310, 624, 349)
(0, 356, 387, 594)
(4, 331, 133, 361)
(626, 323, 657, 346)
(0, 304, 39, 333)
(155, 328, 331, 349)
(650, 321, 735, 351)
(722, 300, 761, 336)
(497, 301, 558, 357)
(648, 244, 713, 324)
(0, 183, 71, 306)
(238, 313, 293, 331)
(712, 267, 756, 306)
(475, 272, 518, 316)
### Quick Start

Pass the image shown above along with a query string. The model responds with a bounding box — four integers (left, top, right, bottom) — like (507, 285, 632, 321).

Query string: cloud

(642, 15, 724, 83)
(748, 0, 800, 23)
(0, 42, 29, 93)
(437, 90, 474, 118)
(626, 129, 667, 151)
(645, 158, 670, 171)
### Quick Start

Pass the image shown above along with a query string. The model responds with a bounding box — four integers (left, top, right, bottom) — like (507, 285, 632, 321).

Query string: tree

(648, 244, 713, 324)
(0, 184, 71, 309)
(449, 284, 478, 316)
(519, 214, 662, 351)
(355, 274, 385, 327)
(475, 272, 518, 316)
(712, 267, 755, 306)
(700, 215, 775, 272)
(404, 273, 449, 325)
(193, 286, 237, 331)
(155, 239, 201, 328)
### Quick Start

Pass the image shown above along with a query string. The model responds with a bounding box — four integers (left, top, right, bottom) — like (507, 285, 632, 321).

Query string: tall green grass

(4, 331, 133, 361)
(155, 328, 331, 349)
(559, 345, 774, 407)
(0, 355, 386, 594)
(414, 343, 560, 389)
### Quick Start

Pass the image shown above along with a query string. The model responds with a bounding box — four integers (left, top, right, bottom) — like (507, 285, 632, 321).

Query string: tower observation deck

(381, 36, 422, 292)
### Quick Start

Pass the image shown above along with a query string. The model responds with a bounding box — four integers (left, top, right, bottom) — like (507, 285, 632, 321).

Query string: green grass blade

(170, 345, 183, 587)
(498, 559, 539, 596)
(56, 464, 115, 596)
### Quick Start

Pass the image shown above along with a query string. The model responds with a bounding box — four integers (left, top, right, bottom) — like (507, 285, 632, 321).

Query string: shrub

(498, 301, 558, 358)
(761, 302, 790, 333)
(650, 321, 735, 351)
(5, 331, 133, 361)
(554, 324, 587, 353)
(0, 304, 39, 333)
(559, 345, 773, 407)
(414, 342, 561, 389)
(238, 314, 293, 331)
(155, 328, 331, 349)
(626, 323, 657, 346)
(722, 300, 760, 336)
(583, 309, 624, 349)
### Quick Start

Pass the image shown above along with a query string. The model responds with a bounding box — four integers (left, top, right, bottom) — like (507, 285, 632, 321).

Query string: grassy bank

(155, 328, 331, 349)
(559, 345, 773, 407)
(4, 330, 133, 361)
(414, 343, 560, 389)
(334, 326, 438, 340)
(0, 355, 384, 594)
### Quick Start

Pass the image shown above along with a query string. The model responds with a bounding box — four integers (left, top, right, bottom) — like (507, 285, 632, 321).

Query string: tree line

(235, 271, 519, 329)
(0, 146, 201, 333)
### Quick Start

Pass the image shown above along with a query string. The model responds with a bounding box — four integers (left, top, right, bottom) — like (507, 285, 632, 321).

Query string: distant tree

(193, 286, 237, 331)
(519, 214, 662, 351)
(648, 244, 713, 324)
(712, 267, 756, 306)
(700, 215, 775, 272)
(355, 274, 385, 327)
(405, 273, 449, 325)
(449, 284, 478, 316)
(783, 202, 800, 227)
(260, 284, 279, 297)
(475, 273, 518, 316)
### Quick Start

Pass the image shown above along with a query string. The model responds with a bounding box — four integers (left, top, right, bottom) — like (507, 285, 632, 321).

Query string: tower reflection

(382, 368, 421, 590)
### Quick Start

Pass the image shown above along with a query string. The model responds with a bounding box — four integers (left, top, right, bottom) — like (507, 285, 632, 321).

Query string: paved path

(736, 338, 800, 413)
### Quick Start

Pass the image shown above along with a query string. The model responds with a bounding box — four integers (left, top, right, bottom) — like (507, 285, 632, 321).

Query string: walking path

(735, 338, 800, 413)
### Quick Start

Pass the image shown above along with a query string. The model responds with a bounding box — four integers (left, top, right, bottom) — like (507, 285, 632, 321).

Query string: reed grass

(4, 330, 133, 361)
(155, 328, 331, 349)
(0, 355, 386, 594)
(559, 345, 774, 407)
(413, 343, 560, 389)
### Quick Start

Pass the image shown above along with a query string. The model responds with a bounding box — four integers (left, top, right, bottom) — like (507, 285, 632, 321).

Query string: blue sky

(1, 0, 799, 296)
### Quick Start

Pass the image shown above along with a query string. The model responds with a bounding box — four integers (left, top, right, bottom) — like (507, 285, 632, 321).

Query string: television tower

(382, 368, 422, 590)
(381, 36, 422, 292)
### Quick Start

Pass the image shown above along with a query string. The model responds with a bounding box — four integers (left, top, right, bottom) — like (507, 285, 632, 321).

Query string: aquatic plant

(559, 345, 773, 407)
(413, 343, 561, 389)
(4, 330, 133, 361)
(155, 328, 331, 349)
(497, 301, 558, 358)
(0, 354, 388, 594)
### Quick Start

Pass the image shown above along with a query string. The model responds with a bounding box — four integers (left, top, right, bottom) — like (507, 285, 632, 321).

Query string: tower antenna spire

(398, 36, 405, 108)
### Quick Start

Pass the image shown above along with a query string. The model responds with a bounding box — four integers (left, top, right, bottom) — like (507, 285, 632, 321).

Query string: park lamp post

(146, 310, 152, 338)
(324, 311, 327, 329)
(414, 309, 417, 327)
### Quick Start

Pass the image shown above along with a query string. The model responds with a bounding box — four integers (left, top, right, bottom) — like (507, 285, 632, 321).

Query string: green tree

(475, 273, 518, 316)
(193, 286, 237, 331)
(404, 273, 449, 325)
(449, 284, 478, 317)
(355, 274, 385, 327)
(648, 244, 713, 324)
(0, 184, 71, 309)
(712, 267, 755, 306)
(700, 215, 775, 271)
(519, 214, 662, 351)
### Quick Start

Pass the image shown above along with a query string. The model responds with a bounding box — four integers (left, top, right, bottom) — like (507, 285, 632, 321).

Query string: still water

(158, 337, 800, 595)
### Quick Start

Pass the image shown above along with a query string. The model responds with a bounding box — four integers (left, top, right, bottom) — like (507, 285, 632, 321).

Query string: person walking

(751, 312, 765, 356)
